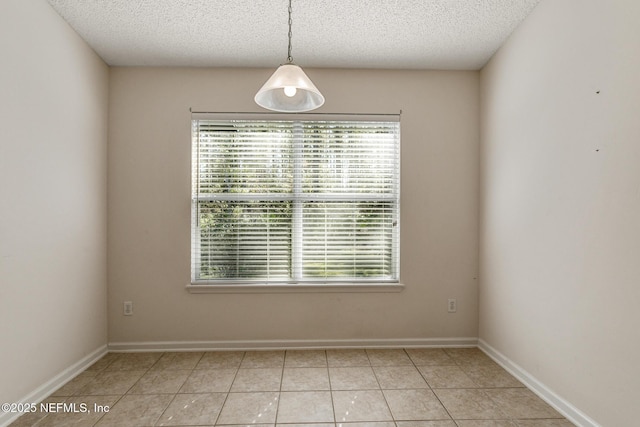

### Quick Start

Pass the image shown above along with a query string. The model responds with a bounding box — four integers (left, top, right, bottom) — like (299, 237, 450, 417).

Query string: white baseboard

(108, 337, 478, 352)
(0, 345, 108, 427)
(478, 339, 600, 427)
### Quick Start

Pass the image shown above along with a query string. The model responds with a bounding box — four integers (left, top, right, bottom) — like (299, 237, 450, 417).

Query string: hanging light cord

(287, 0, 293, 63)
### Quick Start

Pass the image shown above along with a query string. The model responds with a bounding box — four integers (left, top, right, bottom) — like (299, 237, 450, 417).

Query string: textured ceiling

(46, 0, 540, 70)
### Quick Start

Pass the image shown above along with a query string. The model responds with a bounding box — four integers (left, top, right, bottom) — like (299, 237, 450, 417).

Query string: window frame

(188, 112, 403, 293)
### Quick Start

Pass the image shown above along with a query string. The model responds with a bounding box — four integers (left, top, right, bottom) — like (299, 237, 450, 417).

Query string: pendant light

(255, 0, 324, 112)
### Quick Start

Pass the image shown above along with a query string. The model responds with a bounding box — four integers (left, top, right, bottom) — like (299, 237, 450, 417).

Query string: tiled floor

(10, 348, 574, 426)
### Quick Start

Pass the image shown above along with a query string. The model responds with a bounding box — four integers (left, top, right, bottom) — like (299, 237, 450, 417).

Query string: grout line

(407, 348, 458, 425)
(375, 350, 402, 422)
(211, 350, 245, 425)
(153, 351, 206, 426)
(272, 349, 287, 424)
(320, 349, 339, 424)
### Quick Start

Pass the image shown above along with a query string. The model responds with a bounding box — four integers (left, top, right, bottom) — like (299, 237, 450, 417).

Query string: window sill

(186, 282, 405, 294)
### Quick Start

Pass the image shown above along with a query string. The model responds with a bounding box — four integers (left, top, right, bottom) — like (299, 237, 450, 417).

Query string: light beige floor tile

(329, 367, 379, 390)
(396, 422, 458, 427)
(231, 368, 283, 392)
(365, 349, 413, 366)
(179, 368, 237, 393)
(16, 349, 576, 427)
(373, 366, 428, 389)
(127, 369, 190, 394)
(217, 392, 279, 424)
(77, 370, 146, 395)
(418, 366, 477, 388)
(282, 367, 331, 391)
(85, 353, 119, 372)
(241, 351, 286, 368)
(444, 348, 496, 366)
(285, 350, 328, 367)
(405, 349, 455, 366)
(281, 424, 334, 427)
(155, 393, 226, 426)
(459, 365, 523, 388)
(456, 421, 517, 427)
(383, 389, 451, 421)
(149, 352, 203, 370)
(332, 390, 393, 422)
(50, 372, 97, 397)
(218, 425, 273, 427)
(7, 410, 42, 426)
(434, 389, 508, 420)
(7, 397, 69, 427)
(196, 351, 244, 369)
(338, 423, 396, 427)
(484, 388, 564, 419)
(514, 420, 574, 426)
(94, 394, 173, 426)
(105, 352, 163, 371)
(277, 391, 334, 423)
(327, 349, 371, 367)
(34, 395, 119, 427)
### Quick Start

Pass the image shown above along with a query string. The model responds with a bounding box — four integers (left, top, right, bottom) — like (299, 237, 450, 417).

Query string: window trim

(186, 282, 405, 294)
(189, 112, 402, 292)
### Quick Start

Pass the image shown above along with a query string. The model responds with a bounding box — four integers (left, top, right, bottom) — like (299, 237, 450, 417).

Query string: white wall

(0, 0, 108, 408)
(107, 68, 480, 345)
(479, 0, 640, 425)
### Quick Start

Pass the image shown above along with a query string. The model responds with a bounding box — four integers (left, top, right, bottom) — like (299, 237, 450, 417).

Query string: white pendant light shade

(255, 64, 324, 112)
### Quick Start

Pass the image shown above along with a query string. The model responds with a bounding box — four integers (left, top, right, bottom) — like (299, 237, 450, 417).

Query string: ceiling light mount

(255, 0, 324, 112)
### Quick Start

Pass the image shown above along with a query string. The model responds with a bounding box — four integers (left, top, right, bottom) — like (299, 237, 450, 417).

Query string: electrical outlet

(123, 301, 133, 316)
(448, 298, 457, 313)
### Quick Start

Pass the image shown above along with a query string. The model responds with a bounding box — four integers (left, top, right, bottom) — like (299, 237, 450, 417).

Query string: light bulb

(284, 86, 297, 97)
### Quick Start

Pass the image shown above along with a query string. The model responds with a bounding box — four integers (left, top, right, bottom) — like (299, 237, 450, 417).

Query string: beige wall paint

(107, 68, 480, 344)
(480, 0, 640, 425)
(0, 0, 108, 406)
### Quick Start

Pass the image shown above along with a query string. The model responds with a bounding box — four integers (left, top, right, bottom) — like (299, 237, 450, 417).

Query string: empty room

(1, 0, 638, 426)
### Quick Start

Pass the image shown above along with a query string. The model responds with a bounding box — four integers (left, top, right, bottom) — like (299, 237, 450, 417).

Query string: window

(191, 113, 400, 289)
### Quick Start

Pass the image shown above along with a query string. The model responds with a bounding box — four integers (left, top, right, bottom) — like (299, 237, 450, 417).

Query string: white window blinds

(191, 114, 400, 284)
